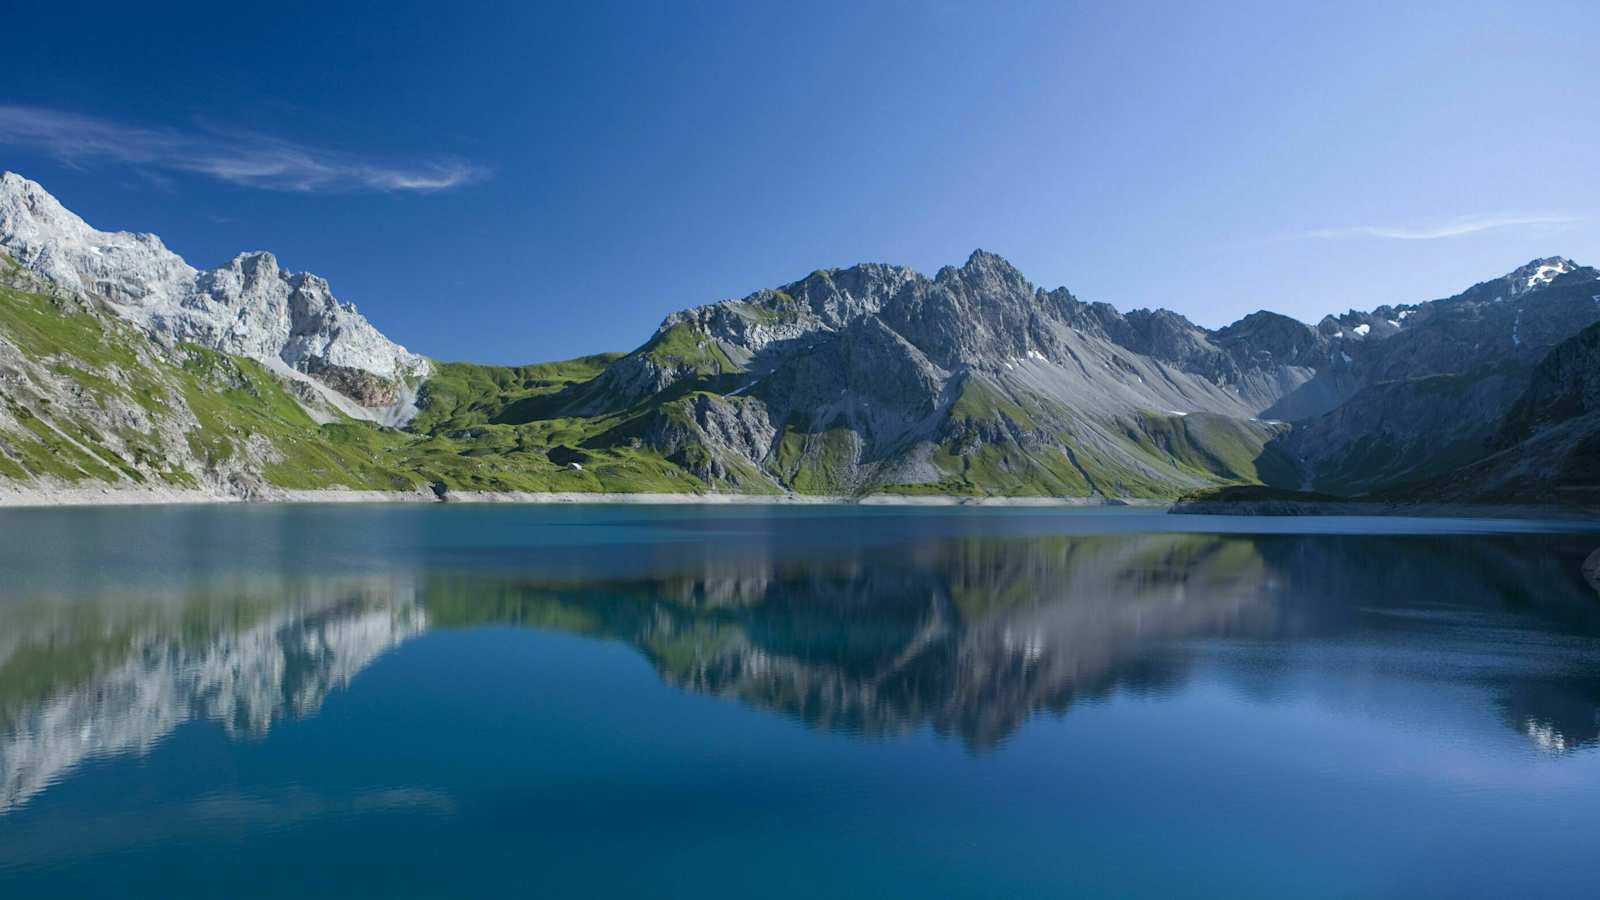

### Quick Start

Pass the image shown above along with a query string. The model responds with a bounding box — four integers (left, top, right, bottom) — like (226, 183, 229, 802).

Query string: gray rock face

(0, 172, 428, 419)
(644, 392, 780, 486)
(598, 250, 1355, 423)
(1495, 320, 1600, 445)
(1334, 257, 1598, 382)
(579, 251, 1310, 495)
(1276, 371, 1527, 495)
(1263, 258, 1600, 495)
(576, 249, 1600, 499)
(1411, 320, 1600, 504)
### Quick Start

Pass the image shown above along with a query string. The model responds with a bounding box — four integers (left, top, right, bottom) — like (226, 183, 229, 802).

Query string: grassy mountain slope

(0, 266, 410, 492)
(15, 241, 1591, 505)
(0, 248, 1308, 500)
(0, 259, 714, 496)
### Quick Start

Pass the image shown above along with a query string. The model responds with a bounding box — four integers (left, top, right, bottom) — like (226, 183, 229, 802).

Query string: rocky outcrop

(303, 358, 403, 407)
(641, 392, 781, 488)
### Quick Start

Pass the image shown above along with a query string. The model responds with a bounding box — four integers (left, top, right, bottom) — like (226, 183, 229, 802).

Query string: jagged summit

(1509, 256, 1580, 292)
(0, 171, 194, 310)
(1439, 255, 1593, 306)
(0, 171, 427, 420)
(943, 248, 1028, 280)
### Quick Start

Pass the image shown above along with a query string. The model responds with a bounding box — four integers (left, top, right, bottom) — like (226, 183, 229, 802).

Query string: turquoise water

(2, 504, 1600, 897)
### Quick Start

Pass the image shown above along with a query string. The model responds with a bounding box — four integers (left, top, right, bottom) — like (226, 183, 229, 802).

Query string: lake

(2, 504, 1599, 897)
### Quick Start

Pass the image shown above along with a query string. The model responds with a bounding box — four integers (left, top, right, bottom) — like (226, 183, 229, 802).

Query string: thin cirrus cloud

(1304, 213, 1582, 241)
(0, 105, 486, 193)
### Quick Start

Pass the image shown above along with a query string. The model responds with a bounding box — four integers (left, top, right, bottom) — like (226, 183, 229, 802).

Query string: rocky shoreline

(2, 485, 1590, 519)
(0, 485, 1166, 510)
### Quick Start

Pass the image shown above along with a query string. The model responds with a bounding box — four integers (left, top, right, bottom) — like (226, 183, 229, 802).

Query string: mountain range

(1, 171, 1596, 506)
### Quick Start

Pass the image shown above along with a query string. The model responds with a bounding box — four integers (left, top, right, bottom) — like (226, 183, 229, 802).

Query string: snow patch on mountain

(1509, 257, 1576, 296)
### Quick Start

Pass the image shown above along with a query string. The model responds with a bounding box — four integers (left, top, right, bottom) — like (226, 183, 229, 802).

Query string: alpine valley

(1, 171, 1597, 508)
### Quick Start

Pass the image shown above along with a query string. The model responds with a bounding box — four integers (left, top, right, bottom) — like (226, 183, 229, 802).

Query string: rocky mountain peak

(1504, 256, 1581, 295)
(936, 249, 1031, 294)
(0, 171, 193, 308)
(0, 173, 428, 420)
(1214, 310, 1325, 365)
(962, 248, 1019, 273)
(0, 172, 169, 258)
(2, 170, 79, 229)
(234, 249, 280, 272)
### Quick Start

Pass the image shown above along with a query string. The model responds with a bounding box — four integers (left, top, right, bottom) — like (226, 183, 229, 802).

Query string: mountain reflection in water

(4, 521, 1600, 815)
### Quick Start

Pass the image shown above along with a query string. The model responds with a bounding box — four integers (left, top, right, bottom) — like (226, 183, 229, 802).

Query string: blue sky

(3, 1, 1596, 363)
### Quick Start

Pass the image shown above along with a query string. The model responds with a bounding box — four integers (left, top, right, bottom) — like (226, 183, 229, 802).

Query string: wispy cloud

(1304, 213, 1581, 241)
(0, 105, 486, 193)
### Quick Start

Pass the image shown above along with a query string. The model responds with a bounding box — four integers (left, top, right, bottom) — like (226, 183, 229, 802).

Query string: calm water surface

(2, 504, 1600, 897)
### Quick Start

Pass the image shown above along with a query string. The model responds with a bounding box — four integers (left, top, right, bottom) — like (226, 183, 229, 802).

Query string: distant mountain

(0, 171, 1595, 506)
(1273, 257, 1600, 495)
